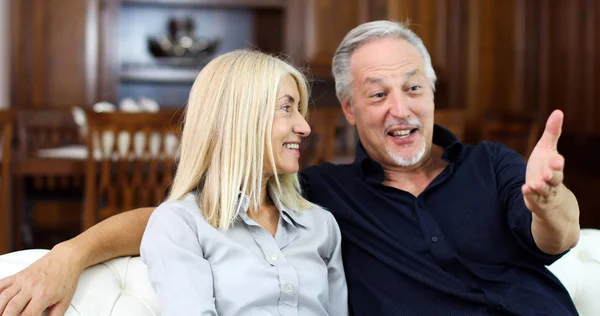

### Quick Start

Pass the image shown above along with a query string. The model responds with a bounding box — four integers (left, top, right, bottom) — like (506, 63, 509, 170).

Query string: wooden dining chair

(12, 108, 83, 249)
(480, 110, 540, 160)
(0, 109, 15, 254)
(82, 109, 183, 230)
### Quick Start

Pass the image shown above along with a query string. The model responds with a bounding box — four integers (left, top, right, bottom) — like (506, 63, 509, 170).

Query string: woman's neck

(247, 177, 273, 212)
(247, 178, 279, 237)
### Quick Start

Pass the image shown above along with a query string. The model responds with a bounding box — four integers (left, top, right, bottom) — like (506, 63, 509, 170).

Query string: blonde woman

(140, 50, 348, 316)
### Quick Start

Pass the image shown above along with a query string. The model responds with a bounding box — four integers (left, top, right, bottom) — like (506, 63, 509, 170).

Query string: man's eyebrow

(363, 77, 383, 85)
(363, 70, 420, 85)
(404, 69, 419, 80)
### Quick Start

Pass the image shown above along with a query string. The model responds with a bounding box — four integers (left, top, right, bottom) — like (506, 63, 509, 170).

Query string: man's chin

(386, 147, 426, 167)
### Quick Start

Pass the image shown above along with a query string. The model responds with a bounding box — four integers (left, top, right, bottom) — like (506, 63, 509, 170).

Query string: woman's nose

(294, 115, 311, 137)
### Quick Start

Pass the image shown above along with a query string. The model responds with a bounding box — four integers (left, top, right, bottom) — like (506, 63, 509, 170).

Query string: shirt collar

(236, 187, 307, 228)
(354, 124, 463, 180)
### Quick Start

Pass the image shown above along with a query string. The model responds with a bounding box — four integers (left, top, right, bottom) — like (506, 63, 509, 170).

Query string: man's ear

(340, 100, 356, 126)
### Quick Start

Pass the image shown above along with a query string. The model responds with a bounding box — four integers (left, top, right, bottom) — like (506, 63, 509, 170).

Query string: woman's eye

(280, 105, 291, 112)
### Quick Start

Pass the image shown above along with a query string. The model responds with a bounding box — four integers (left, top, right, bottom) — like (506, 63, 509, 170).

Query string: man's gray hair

(332, 20, 437, 104)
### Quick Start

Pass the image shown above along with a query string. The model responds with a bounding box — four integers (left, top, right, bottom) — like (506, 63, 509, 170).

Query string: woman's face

(265, 75, 311, 177)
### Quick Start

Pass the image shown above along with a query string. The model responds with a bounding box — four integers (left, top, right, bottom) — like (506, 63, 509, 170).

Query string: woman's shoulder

(150, 192, 206, 228)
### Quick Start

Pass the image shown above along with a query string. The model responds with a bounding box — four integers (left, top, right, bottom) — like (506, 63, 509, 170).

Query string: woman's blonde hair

(168, 49, 314, 229)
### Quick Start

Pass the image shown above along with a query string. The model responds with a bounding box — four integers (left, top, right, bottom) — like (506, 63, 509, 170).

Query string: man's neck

(382, 144, 448, 197)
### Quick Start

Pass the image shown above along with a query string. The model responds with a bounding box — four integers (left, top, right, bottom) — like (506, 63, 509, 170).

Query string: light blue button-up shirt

(140, 191, 348, 316)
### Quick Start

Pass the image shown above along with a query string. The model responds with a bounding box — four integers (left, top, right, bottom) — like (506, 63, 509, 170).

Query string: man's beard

(386, 139, 426, 167)
(383, 118, 426, 167)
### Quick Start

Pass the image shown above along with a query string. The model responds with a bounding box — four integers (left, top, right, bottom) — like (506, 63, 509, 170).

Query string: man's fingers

(537, 109, 564, 150)
(523, 181, 551, 198)
(0, 276, 14, 294)
(47, 301, 70, 316)
(0, 284, 19, 315)
(550, 154, 565, 171)
(2, 290, 30, 316)
(546, 169, 564, 187)
(532, 180, 549, 193)
(22, 295, 51, 316)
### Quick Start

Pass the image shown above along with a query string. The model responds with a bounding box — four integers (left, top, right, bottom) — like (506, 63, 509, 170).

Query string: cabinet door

(11, 0, 102, 109)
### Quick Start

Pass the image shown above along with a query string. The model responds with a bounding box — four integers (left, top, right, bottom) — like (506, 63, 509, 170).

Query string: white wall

(0, 0, 9, 108)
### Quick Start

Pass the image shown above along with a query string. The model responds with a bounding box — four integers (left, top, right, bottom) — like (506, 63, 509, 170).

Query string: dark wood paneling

(120, 0, 285, 8)
(10, 0, 25, 107)
(99, 0, 121, 103)
(585, 0, 598, 134)
(253, 9, 284, 54)
(303, 0, 360, 72)
(298, 0, 600, 227)
(11, 0, 100, 108)
(365, 0, 388, 22)
(9, 0, 600, 228)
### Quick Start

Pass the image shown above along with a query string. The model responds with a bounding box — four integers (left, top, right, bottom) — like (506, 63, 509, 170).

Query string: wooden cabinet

(11, 0, 287, 108)
(112, 0, 286, 106)
(11, 0, 101, 109)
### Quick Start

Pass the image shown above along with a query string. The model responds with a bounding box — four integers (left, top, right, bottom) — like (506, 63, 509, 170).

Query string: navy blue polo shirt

(300, 125, 577, 316)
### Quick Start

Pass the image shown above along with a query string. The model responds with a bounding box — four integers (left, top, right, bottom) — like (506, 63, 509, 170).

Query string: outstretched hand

(523, 110, 566, 214)
(0, 246, 82, 316)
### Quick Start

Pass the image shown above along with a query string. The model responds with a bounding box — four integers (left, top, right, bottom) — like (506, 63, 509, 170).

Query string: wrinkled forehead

(350, 38, 426, 83)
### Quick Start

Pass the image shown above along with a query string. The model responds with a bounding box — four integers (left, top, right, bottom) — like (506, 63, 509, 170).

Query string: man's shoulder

(300, 163, 356, 202)
(301, 162, 355, 181)
(457, 141, 518, 162)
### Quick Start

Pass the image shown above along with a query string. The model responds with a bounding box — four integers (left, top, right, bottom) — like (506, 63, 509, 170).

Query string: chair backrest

(0, 109, 15, 254)
(82, 109, 183, 230)
(434, 109, 466, 141)
(16, 108, 81, 158)
(480, 110, 540, 159)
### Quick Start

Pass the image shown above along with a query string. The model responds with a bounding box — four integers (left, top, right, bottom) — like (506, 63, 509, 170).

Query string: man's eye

(371, 92, 385, 98)
(409, 85, 421, 92)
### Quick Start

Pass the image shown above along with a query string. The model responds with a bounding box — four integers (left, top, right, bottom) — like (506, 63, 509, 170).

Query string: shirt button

(271, 254, 279, 261)
(286, 284, 294, 293)
(431, 236, 439, 242)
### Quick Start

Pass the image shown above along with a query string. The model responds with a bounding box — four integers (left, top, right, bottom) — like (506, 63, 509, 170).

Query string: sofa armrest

(548, 228, 600, 316)
(0, 250, 159, 316)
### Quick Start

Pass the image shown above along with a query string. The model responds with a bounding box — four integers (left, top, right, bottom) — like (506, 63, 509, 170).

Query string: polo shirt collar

(354, 124, 463, 181)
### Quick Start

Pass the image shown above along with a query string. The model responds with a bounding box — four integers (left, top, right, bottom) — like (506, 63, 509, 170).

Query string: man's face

(341, 37, 435, 169)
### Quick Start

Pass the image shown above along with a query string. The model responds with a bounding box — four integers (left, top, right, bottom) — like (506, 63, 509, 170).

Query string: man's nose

(388, 93, 411, 118)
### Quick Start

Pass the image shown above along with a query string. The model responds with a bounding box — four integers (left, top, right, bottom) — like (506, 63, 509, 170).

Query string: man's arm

(65, 207, 155, 269)
(0, 207, 155, 316)
(524, 110, 580, 255)
(529, 184, 580, 255)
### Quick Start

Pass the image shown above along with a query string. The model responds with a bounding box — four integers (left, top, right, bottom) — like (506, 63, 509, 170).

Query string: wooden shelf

(120, 0, 285, 9)
(120, 67, 200, 83)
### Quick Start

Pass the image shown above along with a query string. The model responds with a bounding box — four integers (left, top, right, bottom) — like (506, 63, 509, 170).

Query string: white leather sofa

(1, 229, 599, 316)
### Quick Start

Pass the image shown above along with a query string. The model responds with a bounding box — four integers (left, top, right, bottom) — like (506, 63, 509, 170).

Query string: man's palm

(524, 110, 565, 211)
